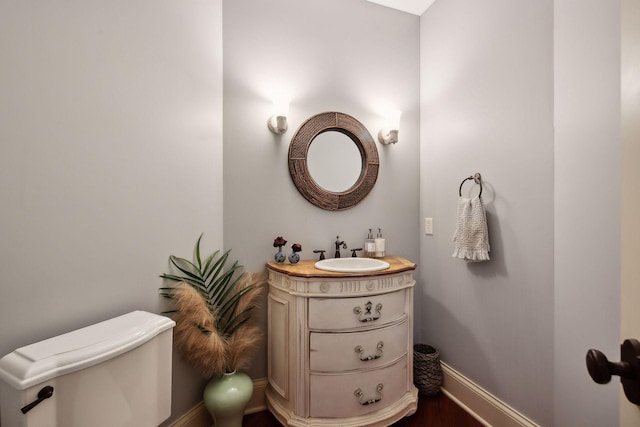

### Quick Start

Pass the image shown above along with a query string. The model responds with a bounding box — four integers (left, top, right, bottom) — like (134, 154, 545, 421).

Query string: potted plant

(159, 234, 264, 427)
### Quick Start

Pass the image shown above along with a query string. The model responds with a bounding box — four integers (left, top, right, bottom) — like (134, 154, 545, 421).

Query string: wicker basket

(413, 344, 443, 396)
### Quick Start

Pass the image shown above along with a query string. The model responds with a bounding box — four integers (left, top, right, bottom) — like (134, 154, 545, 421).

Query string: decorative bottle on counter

(273, 236, 287, 264)
(374, 228, 386, 258)
(365, 229, 376, 258)
(288, 243, 302, 264)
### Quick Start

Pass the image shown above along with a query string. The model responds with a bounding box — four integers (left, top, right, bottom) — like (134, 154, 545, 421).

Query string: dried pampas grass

(226, 270, 266, 373)
(171, 283, 228, 378)
(169, 270, 266, 378)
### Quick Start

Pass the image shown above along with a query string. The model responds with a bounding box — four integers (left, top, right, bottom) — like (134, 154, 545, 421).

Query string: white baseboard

(440, 362, 540, 427)
(172, 368, 538, 427)
(170, 377, 268, 427)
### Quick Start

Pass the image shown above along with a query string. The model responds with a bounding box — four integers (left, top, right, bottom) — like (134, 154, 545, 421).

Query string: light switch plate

(424, 218, 433, 235)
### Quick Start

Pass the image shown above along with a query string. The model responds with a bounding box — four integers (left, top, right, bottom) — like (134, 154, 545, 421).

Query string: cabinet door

(310, 319, 408, 372)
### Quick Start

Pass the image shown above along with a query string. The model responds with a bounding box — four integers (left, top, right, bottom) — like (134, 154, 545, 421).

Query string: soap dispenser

(365, 229, 376, 258)
(374, 228, 386, 258)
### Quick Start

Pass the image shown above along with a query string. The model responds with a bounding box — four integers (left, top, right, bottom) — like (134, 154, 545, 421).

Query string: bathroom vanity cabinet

(265, 256, 418, 427)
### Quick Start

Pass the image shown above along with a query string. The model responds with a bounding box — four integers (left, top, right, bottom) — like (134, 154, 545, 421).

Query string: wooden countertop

(266, 256, 416, 278)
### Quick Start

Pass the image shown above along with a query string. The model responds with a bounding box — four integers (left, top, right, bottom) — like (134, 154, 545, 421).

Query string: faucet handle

(313, 249, 326, 260)
(351, 248, 363, 257)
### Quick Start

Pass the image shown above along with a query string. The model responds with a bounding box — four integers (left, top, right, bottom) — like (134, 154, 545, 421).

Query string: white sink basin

(314, 258, 390, 273)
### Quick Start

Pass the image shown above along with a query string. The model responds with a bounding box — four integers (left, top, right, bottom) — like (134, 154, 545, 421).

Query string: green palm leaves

(159, 234, 258, 341)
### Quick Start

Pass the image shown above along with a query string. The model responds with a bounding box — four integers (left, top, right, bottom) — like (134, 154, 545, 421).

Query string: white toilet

(0, 311, 175, 427)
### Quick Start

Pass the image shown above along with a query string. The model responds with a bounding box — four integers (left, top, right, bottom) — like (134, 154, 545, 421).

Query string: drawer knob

(355, 341, 384, 361)
(353, 301, 382, 322)
(354, 383, 383, 406)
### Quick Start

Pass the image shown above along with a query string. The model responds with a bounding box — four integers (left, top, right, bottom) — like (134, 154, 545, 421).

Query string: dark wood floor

(243, 392, 484, 427)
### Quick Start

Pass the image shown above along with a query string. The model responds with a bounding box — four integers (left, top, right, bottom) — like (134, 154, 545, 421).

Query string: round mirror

(307, 131, 362, 192)
(288, 112, 379, 211)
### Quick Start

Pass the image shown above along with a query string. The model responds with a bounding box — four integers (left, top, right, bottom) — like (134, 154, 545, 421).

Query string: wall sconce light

(378, 110, 402, 145)
(268, 97, 289, 134)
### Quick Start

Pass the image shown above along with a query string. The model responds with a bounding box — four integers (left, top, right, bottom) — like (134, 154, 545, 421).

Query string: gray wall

(419, 0, 554, 424)
(223, 0, 421, 378)
(554, 0, 621, 425)
(420, 0, 622, 425)
(0, 1, 223, 425)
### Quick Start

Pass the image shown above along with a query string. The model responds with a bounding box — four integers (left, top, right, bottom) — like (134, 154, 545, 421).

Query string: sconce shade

(388, 110, 402, 130)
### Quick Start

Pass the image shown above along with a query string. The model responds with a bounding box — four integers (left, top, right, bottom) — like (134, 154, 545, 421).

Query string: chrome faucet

(334, 236, 347, 258)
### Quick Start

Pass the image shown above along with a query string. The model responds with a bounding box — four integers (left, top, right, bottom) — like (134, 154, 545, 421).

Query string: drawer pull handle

(353, 301, 382, 322)
(354, 383, 383, 406)
(355, 341, 384, 361)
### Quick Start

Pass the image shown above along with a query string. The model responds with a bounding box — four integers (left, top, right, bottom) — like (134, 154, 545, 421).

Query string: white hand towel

(452, 195, 490, 262)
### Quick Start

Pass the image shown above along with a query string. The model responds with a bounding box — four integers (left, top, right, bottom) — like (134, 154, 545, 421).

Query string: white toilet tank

(0, 311, 175, 427)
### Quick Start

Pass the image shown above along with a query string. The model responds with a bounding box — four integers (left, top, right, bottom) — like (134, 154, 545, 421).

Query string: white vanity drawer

(308, 290, 407, 330)
(309, 319, 408, 372)
(309, 357, 409, 418)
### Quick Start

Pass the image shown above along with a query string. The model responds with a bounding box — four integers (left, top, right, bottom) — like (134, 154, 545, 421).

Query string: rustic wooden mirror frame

(288, 112, 379, 211)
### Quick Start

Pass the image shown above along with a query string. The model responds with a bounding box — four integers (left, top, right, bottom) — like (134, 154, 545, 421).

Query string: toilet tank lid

(0, 311, 175, 390)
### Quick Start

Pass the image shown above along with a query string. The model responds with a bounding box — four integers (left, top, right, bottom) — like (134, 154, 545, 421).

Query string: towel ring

(458, 173, 483, 197)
